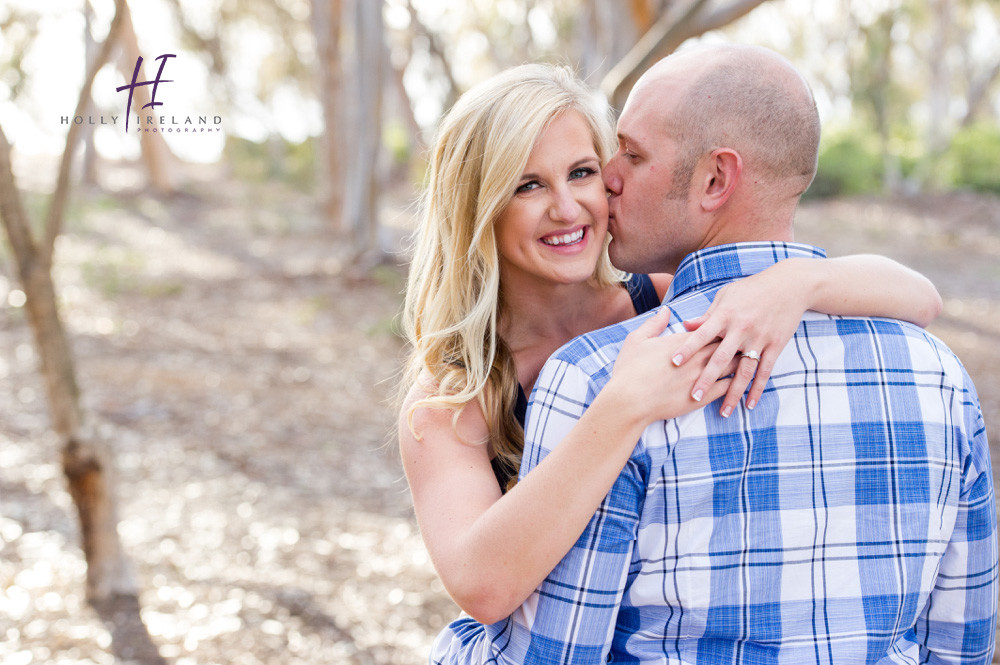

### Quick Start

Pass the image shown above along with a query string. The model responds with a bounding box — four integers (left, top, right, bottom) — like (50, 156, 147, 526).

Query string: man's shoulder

(806, 314, 975, 388)
(824, 314, 955, 354)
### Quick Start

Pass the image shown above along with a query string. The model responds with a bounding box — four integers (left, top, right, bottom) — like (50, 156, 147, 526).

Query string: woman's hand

(668, 263, 809, 417)
(606, 308, 738, 425)
(666, 253, 943, 418)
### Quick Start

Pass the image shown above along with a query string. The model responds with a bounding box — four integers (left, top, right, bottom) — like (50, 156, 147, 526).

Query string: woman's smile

(540, 226, 587, 249)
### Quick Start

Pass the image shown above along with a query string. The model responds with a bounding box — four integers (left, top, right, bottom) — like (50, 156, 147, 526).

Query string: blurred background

(0, 0, 998, 663)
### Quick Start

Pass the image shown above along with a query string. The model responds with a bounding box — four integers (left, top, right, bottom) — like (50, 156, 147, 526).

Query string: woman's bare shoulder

(398, 370, 489, 451)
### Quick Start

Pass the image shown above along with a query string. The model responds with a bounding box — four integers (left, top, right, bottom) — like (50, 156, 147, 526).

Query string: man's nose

(603, 154, 622, 195)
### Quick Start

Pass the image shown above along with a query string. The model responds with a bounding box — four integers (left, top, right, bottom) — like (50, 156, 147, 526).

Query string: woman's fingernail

(692, 389, 703, 402)
(672, 354, 683, 366)
(721, 405, 732, 418)
(746, 399, 756, 410)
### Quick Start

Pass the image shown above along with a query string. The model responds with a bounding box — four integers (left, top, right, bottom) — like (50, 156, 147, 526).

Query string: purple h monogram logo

(116, 54, 176, 131)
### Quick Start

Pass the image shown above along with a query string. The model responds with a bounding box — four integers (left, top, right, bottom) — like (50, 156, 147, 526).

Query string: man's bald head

(605, 44, 820, 273)
(633, 44, 821, 198)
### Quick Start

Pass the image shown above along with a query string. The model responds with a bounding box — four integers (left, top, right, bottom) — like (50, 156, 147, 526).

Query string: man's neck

(703, 192, 799, 249)
(703, 211, 796, 249)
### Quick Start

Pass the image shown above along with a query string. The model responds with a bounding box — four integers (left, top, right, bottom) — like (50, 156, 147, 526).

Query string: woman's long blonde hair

(402, 63, 619, 483)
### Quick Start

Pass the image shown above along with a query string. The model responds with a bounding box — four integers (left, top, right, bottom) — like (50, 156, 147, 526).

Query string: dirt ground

(1, 167, 998, 664)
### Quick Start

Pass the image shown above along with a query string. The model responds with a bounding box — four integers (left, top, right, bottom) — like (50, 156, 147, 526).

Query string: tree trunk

(313, 0, 344, 226)
(342, 0, 384, 257)
(865, 13, 900, 193)
(914, 0, 952, 191)
(602, 0, 770, 110)
(0, 0, 136, 602)
(0, 126, 135, 601)
(117, 0, 176, 196)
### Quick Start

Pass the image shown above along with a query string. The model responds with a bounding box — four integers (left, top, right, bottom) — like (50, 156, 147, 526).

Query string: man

(433, 43, 997, 664)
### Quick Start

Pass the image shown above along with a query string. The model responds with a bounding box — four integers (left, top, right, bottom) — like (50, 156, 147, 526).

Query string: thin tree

(0, 0, 136, 601)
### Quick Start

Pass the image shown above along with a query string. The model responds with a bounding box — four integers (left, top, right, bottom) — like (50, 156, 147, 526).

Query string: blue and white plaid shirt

(431, 242, 997, 665)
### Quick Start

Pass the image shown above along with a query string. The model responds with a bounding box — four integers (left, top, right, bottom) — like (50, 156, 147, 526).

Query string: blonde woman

(399, 64, 942, 626)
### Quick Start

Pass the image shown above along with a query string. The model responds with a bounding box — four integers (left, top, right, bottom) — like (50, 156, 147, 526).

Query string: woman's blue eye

(516, 181, 541, 194)
(570, 167, 597, 179)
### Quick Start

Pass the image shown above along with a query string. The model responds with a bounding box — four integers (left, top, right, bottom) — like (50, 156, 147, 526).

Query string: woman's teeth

(541, 229, 585, 246)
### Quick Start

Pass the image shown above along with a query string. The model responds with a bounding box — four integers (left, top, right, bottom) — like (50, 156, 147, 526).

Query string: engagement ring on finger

(740, 350, 761, 361)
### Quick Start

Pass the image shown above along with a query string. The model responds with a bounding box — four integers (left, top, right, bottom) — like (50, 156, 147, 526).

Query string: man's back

(617, 310, 993, 663)
(516, 243, 996, 664)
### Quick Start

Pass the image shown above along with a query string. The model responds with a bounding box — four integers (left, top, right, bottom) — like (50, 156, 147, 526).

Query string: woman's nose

(549, 187, 581, 223)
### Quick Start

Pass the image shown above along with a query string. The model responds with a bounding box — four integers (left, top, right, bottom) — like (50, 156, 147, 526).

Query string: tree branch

(406, 0, 459, 106)
(601, 0, 769, 109)
(0, 126, 38, 282)
(961, 59, 1000, 128)
(694, 0, 769, 33)
(41, 0, 127, 269)
(601, 0, 711, 107)
(162, 0, 227, 77)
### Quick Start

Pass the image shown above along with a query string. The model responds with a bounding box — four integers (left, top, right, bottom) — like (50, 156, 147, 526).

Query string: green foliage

(943, 124, 1000, 194)
(81, 247, 184, 299)
(887, 127, 923, 182)
(224, 136, 316, 190)
(366, 312, 405, 340)
(371, 264, 405, 291)
(806, 127, 884, 199)
(0, 8, 39, 102)
(383, 119, 412, 166)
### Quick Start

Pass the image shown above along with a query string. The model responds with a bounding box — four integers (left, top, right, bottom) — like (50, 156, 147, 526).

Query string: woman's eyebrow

(519, 155, 600, 182)
(569, 156, 600, 168)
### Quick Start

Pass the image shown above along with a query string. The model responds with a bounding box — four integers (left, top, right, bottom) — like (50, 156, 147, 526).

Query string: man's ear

(698, 148, 741, 212)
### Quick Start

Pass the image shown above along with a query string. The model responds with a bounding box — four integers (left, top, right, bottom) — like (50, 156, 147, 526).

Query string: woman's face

(494, 111, 608, 292)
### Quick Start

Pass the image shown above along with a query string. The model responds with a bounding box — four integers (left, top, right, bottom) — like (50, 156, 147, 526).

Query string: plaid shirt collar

(665, 241, 828, 302)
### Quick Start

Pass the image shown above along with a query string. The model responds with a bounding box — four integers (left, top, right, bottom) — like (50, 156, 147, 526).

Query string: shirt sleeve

(429, 356, 644, 665)
(909, 378, 998, 664)
(511, 358, 643, 664)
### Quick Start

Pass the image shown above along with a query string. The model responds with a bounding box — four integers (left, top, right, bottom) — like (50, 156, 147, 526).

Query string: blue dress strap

(514, 383, 529, 429)
(625, 273, 661, 315)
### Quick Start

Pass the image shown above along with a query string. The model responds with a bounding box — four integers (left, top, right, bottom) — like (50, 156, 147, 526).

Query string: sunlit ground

(0, 164, 454, 664)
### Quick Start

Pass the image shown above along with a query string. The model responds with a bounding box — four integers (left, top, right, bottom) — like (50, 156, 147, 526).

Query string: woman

(399, 64, 941, 626)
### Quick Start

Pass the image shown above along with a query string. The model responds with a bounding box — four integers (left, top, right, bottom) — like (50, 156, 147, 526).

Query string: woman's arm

(790, 254, 941, 327)
(400, 311, 735, 625)
(672, 254, 943, 416)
